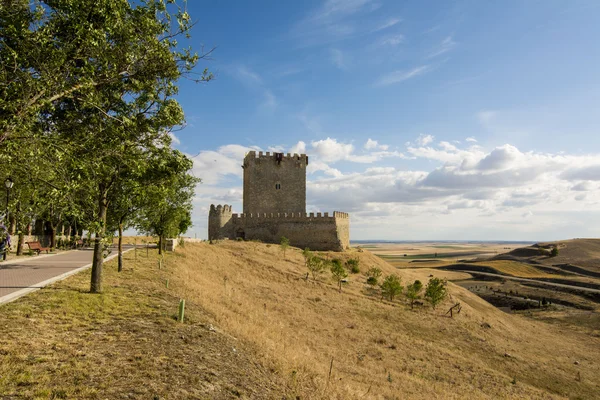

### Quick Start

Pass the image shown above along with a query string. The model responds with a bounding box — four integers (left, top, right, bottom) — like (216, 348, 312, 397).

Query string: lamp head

(4, 177, 13, 189)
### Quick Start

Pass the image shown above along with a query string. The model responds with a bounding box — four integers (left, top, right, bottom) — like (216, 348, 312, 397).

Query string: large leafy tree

(32, 0, 209, 292)
(135, 149, 198, 255)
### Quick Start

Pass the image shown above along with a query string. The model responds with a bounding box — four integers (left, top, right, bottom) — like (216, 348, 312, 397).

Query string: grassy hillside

(496, 239, 600, 275)
(173, 242, 599, 399)
(0, 249, 286, 399)
(2, 242, 599, 399)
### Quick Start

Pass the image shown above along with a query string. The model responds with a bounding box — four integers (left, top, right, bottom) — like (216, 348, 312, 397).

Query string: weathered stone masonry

(209, 151, 350, 251)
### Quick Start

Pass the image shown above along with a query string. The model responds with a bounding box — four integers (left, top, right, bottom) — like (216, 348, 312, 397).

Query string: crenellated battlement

(230, 211, 348, 221)
(209, 204, 233, 216)
(243, 150, 308, 166)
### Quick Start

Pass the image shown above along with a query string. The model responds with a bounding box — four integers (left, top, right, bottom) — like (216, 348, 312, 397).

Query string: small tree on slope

(380, 274, 403, 301)
(425, 278, 448, 309)
(406, 280, 423, 309)
(330, 260, 348, 292)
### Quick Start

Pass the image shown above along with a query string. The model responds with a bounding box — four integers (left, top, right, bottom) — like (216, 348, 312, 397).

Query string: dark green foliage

(550, 246, 559, 257)
(406, 280, 423, 308)
(346, 258, 360, 273)
(366, 267, 382, 286)
(425, 278, 447, 309)
(306, 255, 327, 281)
(380, 274, 403, 301)
(330, 260, 348, 292)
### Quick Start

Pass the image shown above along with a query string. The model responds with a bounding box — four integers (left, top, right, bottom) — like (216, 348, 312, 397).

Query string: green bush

(306, 255, 327, 280)
(550, 246, 558, 257)
(366, 267, 382, 286)
(380, 274, 403, 301)
(346, 258, 360, 273)
(406, 280, 423, 308)
(330, 260, 348, 292)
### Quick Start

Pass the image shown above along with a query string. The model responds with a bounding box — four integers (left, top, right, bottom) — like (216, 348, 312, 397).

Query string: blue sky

(171, 0, 600, 241)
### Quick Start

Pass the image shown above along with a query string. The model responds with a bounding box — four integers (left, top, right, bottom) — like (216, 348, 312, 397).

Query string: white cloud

(375, 65, 430, 86)
(377, 34, 405, 46)
(427, 36, 456, 58)
(364, 138, 389, 150)
(466, 137, 477, 143)
(311, 137, 354, 162)
(168, 132, 181, 146)
(187, 138, 600, 241)
(414, 134, 434, 146)
(235, 65, 262, 85)
(372, 17, 401, 32)
(290, 141, 307, 154)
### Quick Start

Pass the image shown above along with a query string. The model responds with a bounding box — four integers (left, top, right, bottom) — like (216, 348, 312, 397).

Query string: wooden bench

(26, 241, 50, 255)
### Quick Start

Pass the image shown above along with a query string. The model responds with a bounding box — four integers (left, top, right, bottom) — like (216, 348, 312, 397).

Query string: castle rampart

(208, 149, 349, 251)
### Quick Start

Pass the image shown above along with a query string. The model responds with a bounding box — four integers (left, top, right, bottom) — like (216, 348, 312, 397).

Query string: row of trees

(300, 247, 448, 309)
(0, 1, 210, 292)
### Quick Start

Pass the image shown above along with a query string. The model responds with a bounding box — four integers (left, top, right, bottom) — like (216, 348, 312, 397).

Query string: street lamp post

(3, 177, 13, 260)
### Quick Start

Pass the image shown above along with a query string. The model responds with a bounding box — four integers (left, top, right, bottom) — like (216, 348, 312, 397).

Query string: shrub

(366, 267, 382, 286)
(406, 280, 423, 309)
(380, 274, 403, 301)
(307, 255, 327, 280)
(550, 246, 559, 257)
(346, 258, 360, 273)
(330, 260, 348, 292)
(425, 278, 447, 309)
(178, 237, 185, 248)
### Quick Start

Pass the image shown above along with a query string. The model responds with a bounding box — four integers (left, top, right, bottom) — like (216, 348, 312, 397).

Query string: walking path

(0, 246, 133, 305)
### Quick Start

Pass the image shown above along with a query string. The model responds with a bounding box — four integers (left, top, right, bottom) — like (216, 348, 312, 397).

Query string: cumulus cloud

(364, 138, 389, 150)
(311, 137, 355, 162)
(290, 141, 307, 154)
(188, 137, 600, 240)
(415, 134, 434, 146)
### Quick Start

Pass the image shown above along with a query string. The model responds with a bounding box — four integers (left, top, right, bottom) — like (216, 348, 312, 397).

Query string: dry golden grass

(0, 248, 287, 399)
(472, 260, 555, 278)
(172, 242, 600, 399)
(2, 241, 599, 399)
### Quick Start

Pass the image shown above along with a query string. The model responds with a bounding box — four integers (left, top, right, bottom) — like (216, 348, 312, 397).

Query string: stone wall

(243, 151, 307, 215)
(208, 209, 350, 251)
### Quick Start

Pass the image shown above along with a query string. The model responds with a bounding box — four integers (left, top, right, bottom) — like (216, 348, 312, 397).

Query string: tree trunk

(118, 223, 123, 272)
(158, 235, 163, 255)
(49, 224, 56, 251)
(90, 189, 108, 293)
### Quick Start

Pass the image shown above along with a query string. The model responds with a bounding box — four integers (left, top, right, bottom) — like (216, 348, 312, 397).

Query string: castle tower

(208, 204, 233, 240)
(242, 151, 307, 215)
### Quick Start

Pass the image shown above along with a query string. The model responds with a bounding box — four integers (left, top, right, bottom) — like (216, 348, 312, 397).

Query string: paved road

(455, 270, 600, 294)
(0, 246, 134, 305)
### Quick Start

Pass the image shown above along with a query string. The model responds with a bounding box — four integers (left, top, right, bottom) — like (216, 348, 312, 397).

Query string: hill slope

(494, 238, 600, 276)
(173, 242, 600, 399)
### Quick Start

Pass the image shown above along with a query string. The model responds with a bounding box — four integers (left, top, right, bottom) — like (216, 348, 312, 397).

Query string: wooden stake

(327, 357, 334, 386)
(166, 279, 169, 288)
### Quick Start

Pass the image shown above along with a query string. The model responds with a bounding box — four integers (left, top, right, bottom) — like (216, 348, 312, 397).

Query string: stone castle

(209, 151, 350, 251)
